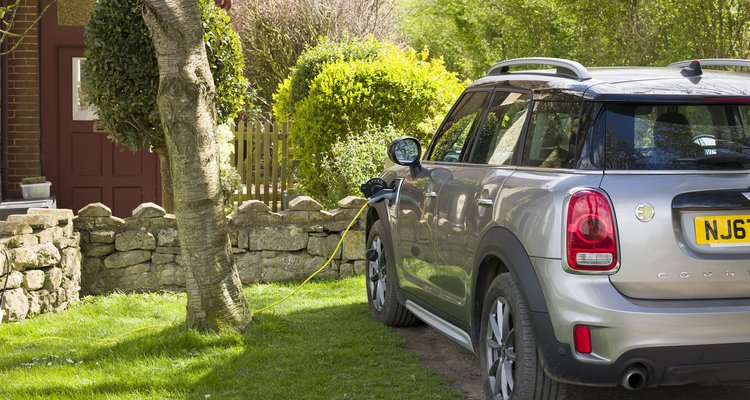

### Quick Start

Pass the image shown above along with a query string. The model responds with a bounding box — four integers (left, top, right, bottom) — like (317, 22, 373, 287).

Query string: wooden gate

(231, 119, 293, 211)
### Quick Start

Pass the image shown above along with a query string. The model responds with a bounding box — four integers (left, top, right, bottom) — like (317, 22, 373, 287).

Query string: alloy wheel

(368, 236, 387, 311)
(485, 297, 516, 400)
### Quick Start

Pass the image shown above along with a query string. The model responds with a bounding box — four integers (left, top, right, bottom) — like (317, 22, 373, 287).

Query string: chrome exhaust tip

(621, 365, 647, 391)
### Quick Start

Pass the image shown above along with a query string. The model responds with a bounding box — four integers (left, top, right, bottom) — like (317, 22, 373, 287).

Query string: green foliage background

(273, 37, 382, 120)
(319, 125, 404, 204)
(400, 0, 750, 79)
(274, 37, 465, 205)
(83, 0, 248, 151)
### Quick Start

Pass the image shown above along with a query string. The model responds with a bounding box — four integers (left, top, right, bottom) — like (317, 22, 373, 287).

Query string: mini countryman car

(363, 58, 750, 399)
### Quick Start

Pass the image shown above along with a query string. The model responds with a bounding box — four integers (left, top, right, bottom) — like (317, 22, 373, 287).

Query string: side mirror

(387, 137, 422, 171)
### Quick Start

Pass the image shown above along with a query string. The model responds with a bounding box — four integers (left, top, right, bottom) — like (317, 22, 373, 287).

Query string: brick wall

(5, 0, 42, 198)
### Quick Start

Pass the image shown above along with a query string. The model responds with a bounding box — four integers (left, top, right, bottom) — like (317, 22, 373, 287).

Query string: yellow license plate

(695, 215, 750, 245)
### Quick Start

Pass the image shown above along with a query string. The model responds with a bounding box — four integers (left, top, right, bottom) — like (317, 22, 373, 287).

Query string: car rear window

(604, 103, 750, 170)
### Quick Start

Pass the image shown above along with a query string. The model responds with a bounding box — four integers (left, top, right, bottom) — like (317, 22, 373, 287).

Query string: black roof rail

(486, 57, 592, 81)
(668, 58, 750, 69)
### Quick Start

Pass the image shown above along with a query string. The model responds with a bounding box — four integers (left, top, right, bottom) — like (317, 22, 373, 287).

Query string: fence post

(253, 120, 262, 203)
(281, 121, 289, 200)
(261, 120, 269, 205)
(271, 120, 280, 212)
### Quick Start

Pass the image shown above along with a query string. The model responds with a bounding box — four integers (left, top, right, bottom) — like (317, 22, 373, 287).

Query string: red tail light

(566, 190, 618, 271)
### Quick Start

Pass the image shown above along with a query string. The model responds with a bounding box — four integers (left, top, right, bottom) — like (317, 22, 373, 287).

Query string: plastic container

(20, 182, 51, 199)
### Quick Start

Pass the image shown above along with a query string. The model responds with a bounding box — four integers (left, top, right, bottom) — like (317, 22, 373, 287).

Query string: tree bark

(142, 0, 250, 332)
(155, 147, 175, 213)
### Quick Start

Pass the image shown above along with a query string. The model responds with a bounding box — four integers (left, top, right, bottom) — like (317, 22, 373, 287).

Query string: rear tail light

(566, 189, 618, 271)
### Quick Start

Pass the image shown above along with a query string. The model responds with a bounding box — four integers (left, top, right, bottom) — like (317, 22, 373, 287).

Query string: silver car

(363, 58, 750, 400)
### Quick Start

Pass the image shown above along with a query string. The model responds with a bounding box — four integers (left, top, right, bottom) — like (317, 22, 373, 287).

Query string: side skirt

(405, 300, 475, 353)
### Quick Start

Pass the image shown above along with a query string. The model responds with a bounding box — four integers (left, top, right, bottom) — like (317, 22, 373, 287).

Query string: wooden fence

(230, 119, 293, 212)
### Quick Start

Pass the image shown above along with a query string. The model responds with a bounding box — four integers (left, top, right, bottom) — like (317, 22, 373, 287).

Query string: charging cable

(252, 202, 369, 315)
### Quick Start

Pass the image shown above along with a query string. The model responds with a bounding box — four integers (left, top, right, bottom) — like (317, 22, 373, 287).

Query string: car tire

(366, 220, 418, 327)
(480, 273, 568, 400)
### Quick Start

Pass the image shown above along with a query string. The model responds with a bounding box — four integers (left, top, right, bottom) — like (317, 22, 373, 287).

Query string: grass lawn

(0, 276, 461, 399)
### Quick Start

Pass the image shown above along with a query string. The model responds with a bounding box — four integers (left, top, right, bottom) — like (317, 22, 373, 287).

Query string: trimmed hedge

(273, 36, 381, 121)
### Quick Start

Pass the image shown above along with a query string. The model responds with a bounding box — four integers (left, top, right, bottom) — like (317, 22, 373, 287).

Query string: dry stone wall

(76, 202, 183, 295)
(75, 196, 368, 295)
(0, 208, 81, 323)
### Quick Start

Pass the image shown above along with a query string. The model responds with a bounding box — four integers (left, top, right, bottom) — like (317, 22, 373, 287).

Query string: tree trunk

(142, 0, 250, 332)
(155, 147, 175, 213)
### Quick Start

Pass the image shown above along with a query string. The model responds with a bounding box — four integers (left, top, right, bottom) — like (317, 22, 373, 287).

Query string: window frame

(518, 99, 586, 169)
(464, 88, 534, 166)
(425, 88, 493, 164)
(600, 101, 750, 171)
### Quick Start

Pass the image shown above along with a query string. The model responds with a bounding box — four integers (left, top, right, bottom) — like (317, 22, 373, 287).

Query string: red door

(54, 47, 160, 217)
(40, 4, 161, 218)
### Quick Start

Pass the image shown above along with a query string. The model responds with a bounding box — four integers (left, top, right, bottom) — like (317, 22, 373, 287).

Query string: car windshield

(604, 103, 750, 170)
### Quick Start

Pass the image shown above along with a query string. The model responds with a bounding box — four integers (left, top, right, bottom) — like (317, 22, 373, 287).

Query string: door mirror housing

(388, 137, 422, 171)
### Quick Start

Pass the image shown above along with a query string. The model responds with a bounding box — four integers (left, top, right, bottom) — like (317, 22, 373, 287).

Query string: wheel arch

(470, 226, 550, 348)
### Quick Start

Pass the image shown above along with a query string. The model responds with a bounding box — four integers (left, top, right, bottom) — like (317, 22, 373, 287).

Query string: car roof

(471, 66, 750, 100)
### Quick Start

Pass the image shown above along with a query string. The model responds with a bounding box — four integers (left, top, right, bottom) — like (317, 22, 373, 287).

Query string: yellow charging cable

(252, 202, 369, 315)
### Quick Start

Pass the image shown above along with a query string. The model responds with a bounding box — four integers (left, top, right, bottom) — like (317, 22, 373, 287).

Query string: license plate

(695, 215, 750, 245)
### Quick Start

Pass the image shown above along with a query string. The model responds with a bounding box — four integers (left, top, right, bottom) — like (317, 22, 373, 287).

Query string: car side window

(429, 91, 490, 162)
(469, 91, 531, 165)
(522, 101, 581, 168)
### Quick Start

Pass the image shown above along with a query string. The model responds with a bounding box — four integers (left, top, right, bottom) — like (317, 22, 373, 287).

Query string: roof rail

(668, 58, 750, 69)
(486, 57, 592, 81)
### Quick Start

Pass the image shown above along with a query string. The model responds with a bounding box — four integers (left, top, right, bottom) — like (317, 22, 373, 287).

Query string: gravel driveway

(396, 325, 750, 400)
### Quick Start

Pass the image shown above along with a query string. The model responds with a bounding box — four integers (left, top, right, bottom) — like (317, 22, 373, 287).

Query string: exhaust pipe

(620, 364, 647, 391)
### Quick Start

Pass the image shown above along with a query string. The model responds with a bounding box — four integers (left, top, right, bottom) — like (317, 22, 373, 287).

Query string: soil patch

(395, 325, 484, 400)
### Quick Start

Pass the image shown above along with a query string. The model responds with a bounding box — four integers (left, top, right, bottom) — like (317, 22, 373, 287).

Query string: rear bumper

(530, 257, 750, 386)
(533, 311, 750, 386)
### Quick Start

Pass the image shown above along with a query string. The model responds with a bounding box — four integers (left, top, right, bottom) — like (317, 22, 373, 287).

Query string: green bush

(273, 36, 381, 121)
(276, 39, 465, 202)
(318, 125, 403, 206)
(201, 1, 249, 124)
(83, 0, 248, 151)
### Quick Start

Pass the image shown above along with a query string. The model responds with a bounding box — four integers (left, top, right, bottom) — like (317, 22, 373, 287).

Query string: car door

(395, 90, 491, 303)
(430, 91, 532, 322)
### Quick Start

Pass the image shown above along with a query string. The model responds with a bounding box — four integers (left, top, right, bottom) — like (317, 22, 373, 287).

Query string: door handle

(475, 198, 493, 207)
(424, 191, 437, 198)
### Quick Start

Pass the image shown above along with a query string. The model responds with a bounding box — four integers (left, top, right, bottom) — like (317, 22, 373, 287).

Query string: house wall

(5, 0, 42, 198)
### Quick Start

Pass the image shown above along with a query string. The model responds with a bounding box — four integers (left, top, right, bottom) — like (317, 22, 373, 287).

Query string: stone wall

(76, 196, 368, 295)
(0, 209, 81, 322)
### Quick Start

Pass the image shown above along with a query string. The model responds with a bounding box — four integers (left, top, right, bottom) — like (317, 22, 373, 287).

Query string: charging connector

(360, 178, 396, 205)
